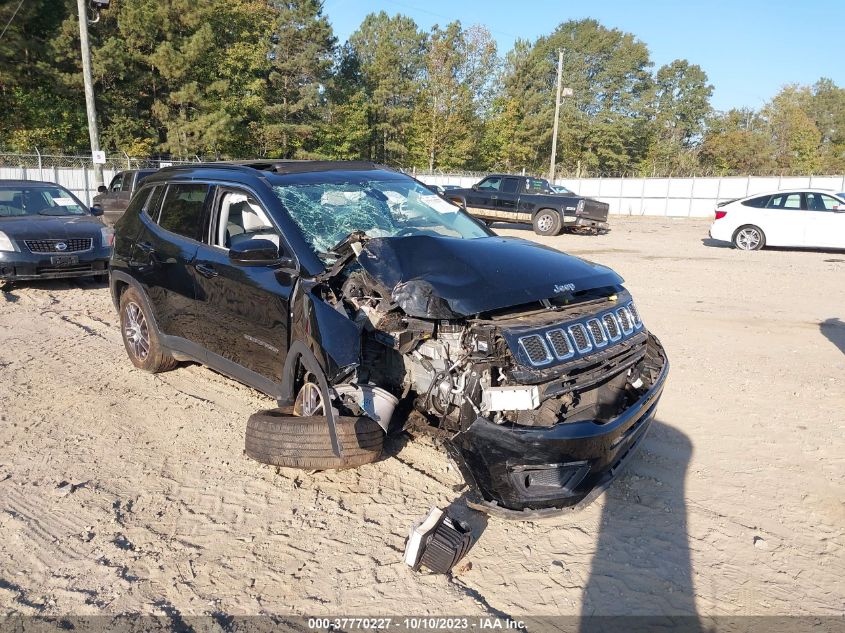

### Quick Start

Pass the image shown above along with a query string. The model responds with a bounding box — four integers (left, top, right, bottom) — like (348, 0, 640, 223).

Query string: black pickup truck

(446, 174, 609, 236)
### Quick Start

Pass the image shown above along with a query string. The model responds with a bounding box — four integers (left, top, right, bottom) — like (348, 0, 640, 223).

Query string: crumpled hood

(357, 235, 623, 318)
(0, 215, 104, 240)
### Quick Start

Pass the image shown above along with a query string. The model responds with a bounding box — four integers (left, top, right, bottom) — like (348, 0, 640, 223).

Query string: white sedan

(709, 189, 845, 250)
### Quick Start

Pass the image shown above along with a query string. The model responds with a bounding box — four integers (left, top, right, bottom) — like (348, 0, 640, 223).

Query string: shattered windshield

(272, 174, 488, 260)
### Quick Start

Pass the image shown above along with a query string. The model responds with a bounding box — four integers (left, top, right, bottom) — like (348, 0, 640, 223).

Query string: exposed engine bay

(314, 233, 660, 435)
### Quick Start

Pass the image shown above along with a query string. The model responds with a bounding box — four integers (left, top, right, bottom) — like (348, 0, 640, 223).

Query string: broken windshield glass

(272, 175, 488, 260)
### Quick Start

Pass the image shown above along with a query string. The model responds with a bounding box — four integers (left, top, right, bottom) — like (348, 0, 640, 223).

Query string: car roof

(743, 188, 842, 198)
(156, 159, 384, 176)
(0, 179, 69, 187)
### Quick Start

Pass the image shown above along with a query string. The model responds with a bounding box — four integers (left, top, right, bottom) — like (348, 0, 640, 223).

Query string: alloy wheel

(293, 381, 325, 416)
(736, 227, 762, 250)
(123, 302, 150, 360)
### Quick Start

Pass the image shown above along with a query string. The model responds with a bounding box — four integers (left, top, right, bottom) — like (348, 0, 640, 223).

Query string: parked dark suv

(110, 161, 668, 516)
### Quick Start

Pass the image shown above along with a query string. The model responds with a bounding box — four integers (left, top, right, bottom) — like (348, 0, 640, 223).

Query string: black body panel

(357, 234, 623, 317)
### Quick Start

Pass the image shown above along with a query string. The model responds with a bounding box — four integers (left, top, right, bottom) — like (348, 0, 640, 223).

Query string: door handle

(194, 263, 218, 279)
(490, 195, 499, 200)
(137, 241, 155, 253)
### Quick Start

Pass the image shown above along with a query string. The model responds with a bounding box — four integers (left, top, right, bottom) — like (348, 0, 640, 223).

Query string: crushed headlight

(0, 231, 18, 252)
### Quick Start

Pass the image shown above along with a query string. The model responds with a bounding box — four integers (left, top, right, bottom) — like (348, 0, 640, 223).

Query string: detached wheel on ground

(733, 225, 766, 251)
(533, 209, 563, 236)
(245, 409, 384, 470)
(118, 286, 178, 372)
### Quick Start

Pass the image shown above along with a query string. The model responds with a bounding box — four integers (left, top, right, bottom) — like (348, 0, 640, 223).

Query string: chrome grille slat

(586, 318, 608, 347)
(628, 301, 642, 327)
(518, 334, 552, 366)
(602, 313, 621, 341)
(567, 323, 593, 354)
(616, 307, 634, 334)
(546, 328, 574, 360)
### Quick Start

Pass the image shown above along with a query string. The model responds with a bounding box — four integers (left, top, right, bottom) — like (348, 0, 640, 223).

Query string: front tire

(119, 286, 178, 373)
(733, 225, 765, 251)
(533, 209, 563, 236)
(245, 409, 384, 470)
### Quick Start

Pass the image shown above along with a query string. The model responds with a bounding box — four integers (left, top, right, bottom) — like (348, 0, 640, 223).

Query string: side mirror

(90, 206, 104, 217)
(471, 184, 479, 191)
(97, 185, 108, 194)
(229, 239, 290, 267)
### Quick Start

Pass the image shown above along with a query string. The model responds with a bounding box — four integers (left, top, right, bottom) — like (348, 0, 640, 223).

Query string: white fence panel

(5, 167, 845, 218)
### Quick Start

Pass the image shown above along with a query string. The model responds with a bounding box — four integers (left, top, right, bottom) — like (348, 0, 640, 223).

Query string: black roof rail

(157, 160, 387, 175)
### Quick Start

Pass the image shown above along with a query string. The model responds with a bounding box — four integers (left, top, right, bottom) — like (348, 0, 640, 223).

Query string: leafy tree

(348, 11, 426, 164)
(700, 109, 776, 175)
(411, 22, 497, 170)
(762, 85, 822, 173)
(260, 0, 336, 158)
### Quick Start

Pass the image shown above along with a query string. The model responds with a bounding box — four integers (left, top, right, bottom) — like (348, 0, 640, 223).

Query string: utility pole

(549, 49, 564, 182)
(76, 0, 103, 187)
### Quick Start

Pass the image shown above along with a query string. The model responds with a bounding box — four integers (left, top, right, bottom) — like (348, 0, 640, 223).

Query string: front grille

(519, 334, 552, 366)
(26, 238, 93, 253)
(568, 323, 593, 354)
(586, 318, 608, 347)
(602, 313, 621, 341)
(546, 329, 574, 360)
(616, 307, 634, 334)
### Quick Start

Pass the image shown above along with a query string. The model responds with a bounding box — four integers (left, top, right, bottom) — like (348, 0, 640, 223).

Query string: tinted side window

(478, 177, 501, 191)
(742, 195, 770, 208)
(501, 178, 520, 193)
(109, 174, 123, 192)
(157, 184, 209, 240)
(120, 172, 133, 191)
(766, 193, 803, 210)
(124, 187, 153, 217)
(806, 193, 839, 211)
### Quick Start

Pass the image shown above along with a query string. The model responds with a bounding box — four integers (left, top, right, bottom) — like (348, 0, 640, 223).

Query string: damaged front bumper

(448, 333, 668, 518)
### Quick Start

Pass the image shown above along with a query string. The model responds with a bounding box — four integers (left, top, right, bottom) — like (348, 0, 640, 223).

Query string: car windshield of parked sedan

(273, 175, 489, 259)
(0, 186, 87, 217)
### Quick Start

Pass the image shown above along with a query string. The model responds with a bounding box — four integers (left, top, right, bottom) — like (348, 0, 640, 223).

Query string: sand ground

(0, 217, 843, 620)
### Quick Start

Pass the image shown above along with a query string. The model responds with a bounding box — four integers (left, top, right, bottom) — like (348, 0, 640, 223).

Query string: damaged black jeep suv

(110, 161, 668, 517)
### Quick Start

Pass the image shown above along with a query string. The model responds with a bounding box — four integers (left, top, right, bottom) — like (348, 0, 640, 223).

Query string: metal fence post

(688, 175, 695, 217)
(83, 166, 90, 206)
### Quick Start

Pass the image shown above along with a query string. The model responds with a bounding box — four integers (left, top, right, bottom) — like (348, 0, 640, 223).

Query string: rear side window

(124, 187, 153, 217)
(157, 183, 209, 240)
(501, 178, 520, 193)
(742, 195, 770, 208)
(766, 193, 803, 210)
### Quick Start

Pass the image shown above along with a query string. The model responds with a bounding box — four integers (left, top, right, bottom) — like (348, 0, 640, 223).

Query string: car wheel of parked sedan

(733, 225, 766, 251)
(245, 408, 384, 470)
(119, 286, 178, 373)
(533, 210, 562, 236)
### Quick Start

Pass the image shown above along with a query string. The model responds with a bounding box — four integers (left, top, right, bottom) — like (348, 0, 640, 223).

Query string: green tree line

(1, 0, 844, 176)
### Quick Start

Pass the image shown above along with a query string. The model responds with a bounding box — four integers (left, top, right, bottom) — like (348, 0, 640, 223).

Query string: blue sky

(323, 0, 845, 112)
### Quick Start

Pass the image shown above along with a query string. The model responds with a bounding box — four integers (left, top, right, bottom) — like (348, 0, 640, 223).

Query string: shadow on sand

(820, 318, 845, 357)
(579, 420, 702, 631)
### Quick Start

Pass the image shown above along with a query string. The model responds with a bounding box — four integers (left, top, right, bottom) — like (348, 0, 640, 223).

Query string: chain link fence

(2, 153, 844, 216)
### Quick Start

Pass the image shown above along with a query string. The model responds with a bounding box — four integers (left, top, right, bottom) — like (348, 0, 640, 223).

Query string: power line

(0, 0, 25, 43)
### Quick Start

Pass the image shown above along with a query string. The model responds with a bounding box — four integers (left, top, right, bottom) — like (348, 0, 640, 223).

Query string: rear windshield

(0, 186, 87, 217)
